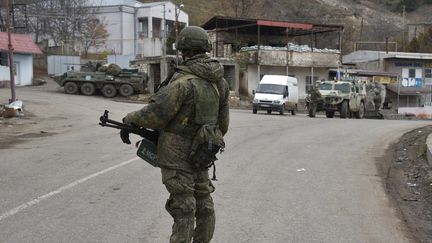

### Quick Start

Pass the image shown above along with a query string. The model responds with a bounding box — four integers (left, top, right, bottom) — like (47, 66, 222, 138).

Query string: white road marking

(0, 157, 139, 222)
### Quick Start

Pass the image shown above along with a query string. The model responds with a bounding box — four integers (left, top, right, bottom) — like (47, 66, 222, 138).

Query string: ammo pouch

(189, 124, 225, 170)
(136, 137, 159, 167)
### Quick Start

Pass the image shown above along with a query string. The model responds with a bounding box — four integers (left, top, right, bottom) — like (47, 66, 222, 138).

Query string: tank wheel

(101, 84, 117, 98)
(253, 108, 257, 114)
(340, 100, 348, 118)
(354, 101, 365, 119)
(267, 110, 272, 114)
(119, 84, 134, 97)
(326, 111, 334, 118)
(80, 83, 96, 96)
(291, 105, 297, 115)
(279, 105, 285, 115)
(308, 105, 316, 118)
(64, 82, 78, 94)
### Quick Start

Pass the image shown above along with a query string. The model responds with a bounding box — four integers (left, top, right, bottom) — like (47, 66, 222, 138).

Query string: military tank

(54, 63, 148, 98)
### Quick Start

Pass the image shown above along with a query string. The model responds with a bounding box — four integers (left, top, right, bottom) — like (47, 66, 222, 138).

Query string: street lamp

(175, 1, 184, 65)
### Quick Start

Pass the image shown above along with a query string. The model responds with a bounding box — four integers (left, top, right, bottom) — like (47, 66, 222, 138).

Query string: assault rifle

(98, 110, 160, 167)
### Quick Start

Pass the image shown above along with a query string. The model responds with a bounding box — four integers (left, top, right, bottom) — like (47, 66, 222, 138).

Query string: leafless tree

(23, 0, 104, 52)
(80, 19, 109, 57)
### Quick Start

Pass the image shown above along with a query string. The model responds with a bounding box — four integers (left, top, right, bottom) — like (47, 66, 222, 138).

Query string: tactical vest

(174, 73, 225, 175)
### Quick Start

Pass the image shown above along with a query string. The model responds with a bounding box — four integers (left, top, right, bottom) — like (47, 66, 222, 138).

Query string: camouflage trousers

(161, 168, 216, 243)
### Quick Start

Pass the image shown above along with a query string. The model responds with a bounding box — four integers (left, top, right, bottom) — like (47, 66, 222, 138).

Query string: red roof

(0, 32, 42, 54)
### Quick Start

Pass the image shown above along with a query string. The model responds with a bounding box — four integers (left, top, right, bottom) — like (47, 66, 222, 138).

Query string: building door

(13, 62, 20, 86)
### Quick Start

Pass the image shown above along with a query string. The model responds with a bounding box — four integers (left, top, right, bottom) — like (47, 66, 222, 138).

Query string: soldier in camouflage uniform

(122, 26, 230, 243)
(308, 82, 322, 117)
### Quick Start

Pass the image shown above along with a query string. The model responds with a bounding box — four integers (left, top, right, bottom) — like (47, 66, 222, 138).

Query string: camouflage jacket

(124, 54, 230, 172)
(309, 88, 322, 102)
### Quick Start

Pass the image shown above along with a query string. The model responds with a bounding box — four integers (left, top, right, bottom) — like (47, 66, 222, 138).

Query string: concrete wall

(107, 55, 134, 68)
(0, 65, 10, 86)
(1, 54, 33, 86)
(244, 50, 340, 68)
(95, 7, 126, 54)
(48, 56, 81, 75)
(398, 106, 432, 118)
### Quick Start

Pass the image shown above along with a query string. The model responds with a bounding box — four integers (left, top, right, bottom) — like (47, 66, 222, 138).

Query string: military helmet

(176, 26, 211, 52)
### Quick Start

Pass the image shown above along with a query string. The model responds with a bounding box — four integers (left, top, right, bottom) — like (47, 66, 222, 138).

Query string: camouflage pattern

(176, 26, 212, 52)
(124, 53, 230, 243)
(306, 84, 322, 117)
(366, 81, 386, 112)
(162, 168, 215, 243)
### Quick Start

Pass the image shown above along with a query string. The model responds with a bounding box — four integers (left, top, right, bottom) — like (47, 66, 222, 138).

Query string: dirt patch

(0, 110, 64, 149)
(380, 126, 432, 242)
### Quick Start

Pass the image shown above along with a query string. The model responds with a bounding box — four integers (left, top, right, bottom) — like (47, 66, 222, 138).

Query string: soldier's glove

(120, 129, 131, 144)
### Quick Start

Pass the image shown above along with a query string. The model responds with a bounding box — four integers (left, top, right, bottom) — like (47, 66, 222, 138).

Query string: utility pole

(5, 0, 16, 103)
(402, 5, 406, 51)
(162, 4, 166, 58)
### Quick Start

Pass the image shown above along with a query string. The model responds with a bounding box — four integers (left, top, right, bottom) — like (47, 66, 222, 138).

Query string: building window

(152, 18, 162, 38)
(138, 18, 148, 38)
(305, 76, 318, 93)
(408, 68, 416, 78)
(425, 68, 432, 78)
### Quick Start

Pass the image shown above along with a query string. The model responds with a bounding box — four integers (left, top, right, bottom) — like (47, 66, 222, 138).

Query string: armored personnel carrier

(54, 63, 148, 98)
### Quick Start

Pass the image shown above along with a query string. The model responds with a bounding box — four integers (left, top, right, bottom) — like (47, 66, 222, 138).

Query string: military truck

(306, 80, 367, 119)
(54, 63, 148, 98)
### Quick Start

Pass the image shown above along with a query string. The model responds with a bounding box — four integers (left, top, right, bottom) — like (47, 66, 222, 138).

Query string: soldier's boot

(192, 196, 215, 243)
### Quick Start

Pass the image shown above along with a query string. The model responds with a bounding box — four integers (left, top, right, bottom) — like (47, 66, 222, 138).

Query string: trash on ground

(2, 100, 24, 118)
(407, 182, 417, 187)
(296, 168, 306, 172)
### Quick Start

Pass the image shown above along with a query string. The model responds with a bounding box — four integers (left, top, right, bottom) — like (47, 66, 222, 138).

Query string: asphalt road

(0, 82, 429, 243)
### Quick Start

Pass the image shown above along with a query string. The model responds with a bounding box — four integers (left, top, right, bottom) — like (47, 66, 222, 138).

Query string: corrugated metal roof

(0, 32, 42, 54)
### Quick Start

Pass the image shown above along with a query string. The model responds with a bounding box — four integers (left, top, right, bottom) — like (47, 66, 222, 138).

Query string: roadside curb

(427, 133, 432, 166)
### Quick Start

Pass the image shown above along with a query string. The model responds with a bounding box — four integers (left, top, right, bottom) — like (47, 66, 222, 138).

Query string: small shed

(0, 32, 42, 86)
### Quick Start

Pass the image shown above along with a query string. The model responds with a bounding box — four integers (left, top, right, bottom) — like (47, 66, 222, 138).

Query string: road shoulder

(378, 125, 432, 242)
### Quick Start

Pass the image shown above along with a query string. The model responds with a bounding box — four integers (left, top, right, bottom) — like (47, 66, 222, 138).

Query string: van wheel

(279, 105, 285, 115)
(267, 110, 272, 114)
(253, 108, 257, 114)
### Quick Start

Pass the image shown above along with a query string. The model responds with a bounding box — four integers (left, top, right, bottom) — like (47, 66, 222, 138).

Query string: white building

(343, 50, 432, 112)
(89, 0, 188, 57)
(0, 32, 42, 87)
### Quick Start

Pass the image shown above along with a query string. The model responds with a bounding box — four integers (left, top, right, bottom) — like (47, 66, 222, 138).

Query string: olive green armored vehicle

(306, 79, 385, 119)
(306, 80, 366, 118)
(54, 63, 148, 98)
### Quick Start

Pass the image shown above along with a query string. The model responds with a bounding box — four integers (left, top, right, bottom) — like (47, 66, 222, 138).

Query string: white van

(252, 75, 299, 115)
